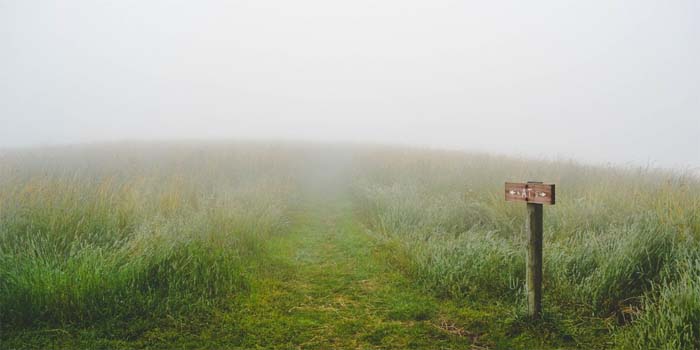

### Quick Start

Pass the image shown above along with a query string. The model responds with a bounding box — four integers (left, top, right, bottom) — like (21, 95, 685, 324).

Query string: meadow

(350, 148, 700, 349)
(0, 143, 299, 344)
(1, 142, 698, 349)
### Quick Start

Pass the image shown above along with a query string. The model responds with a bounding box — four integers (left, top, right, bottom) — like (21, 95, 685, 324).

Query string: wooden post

(526, 200, 543, 319)
(505, 181, 554, 320)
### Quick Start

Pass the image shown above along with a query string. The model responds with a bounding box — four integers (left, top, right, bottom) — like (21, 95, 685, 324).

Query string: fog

(1, 1, 698, 169)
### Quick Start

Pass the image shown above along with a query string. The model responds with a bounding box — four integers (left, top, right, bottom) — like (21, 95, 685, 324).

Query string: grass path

(4, 195, 577, 349)
(211, 197, 486, 349)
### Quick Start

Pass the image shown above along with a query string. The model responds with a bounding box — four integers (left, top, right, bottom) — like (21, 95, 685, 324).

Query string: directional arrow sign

(505, 182, 555, 205)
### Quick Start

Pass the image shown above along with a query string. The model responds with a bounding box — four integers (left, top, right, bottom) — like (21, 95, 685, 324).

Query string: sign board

(505, 182, 555, 205)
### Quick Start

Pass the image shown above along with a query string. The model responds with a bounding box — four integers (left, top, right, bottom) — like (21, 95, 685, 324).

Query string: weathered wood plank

(526, 202, 543, 319)
(504, 182, 555, 205)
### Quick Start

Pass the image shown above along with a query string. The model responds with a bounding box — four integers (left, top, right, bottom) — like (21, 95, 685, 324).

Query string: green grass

(351, 147, 700, 349)
(1, 142, 698, 348)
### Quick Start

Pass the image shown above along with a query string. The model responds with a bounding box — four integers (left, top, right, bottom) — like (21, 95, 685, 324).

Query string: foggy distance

(1, 1, 698, 168)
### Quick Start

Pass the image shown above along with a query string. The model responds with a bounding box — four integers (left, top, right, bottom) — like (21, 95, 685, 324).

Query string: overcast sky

(1, 1, 698, 168)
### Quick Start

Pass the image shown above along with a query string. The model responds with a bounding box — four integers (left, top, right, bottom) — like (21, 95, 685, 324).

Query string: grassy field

(1, 142, 698, 349)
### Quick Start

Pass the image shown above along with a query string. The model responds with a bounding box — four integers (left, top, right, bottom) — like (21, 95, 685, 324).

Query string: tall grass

(351, 147, 700, 348)
(0, 143, 297, 331)
(617, 246, 700, 349)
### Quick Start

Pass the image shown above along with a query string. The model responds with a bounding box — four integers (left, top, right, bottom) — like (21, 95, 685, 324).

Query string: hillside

(1, 142, 698, 349)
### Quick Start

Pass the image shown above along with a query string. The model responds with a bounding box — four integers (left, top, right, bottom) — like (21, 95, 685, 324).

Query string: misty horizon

(2, 1, 699, 169)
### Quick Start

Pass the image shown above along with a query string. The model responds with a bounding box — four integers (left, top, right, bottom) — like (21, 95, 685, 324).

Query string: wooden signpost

(505, 181, 555, 319)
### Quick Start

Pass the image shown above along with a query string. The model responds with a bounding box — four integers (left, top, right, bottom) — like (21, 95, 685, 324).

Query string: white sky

(1, 1, 698, 169)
